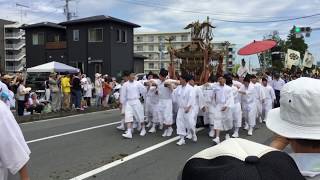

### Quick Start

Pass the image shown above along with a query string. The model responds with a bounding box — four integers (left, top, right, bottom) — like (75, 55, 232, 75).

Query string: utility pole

(64, 0, 77, 21)
(16, 3, 30, 23)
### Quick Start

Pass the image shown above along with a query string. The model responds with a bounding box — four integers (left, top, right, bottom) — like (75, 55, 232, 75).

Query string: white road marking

(26, 121, 120, 144)
(70, 128, 205, 180)
(20, 109, 119, 125)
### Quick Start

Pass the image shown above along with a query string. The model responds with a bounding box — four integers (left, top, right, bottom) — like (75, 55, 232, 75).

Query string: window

(149, 63, 154, 69)
(73, 30, 79, 41)
(47, 34, 59, 42)
(136, 45, 143, 51)
(95, 63, 102, 74)
(77, 62, 85, 73)
(136, 36, 143, 42)
(148, 45, 154, 51)
(88, 28, 103, 42)
(121, 30, 127, 43)
(171, 35, 176, 41)
(116, 29, 121, 42)
(181, 34, 188, 41)
(158, 36, 164, 42)
(148, 36, 154, 42)
(32, 32, 44, 45)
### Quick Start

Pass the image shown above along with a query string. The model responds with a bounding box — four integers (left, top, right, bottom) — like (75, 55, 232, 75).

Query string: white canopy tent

(27, 61, 79, 73)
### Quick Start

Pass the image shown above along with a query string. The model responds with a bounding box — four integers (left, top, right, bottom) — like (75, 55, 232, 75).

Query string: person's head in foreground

(181, 138, 305, 180)
(266, 77, 320, 179)
(266, 77, 320, 154)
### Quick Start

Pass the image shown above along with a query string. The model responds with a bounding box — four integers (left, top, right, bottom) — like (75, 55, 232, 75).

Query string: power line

(119, 0, 320, 23)
(119, 0, 293, 19)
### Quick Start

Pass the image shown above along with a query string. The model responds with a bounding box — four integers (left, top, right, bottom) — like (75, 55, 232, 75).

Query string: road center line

(26, 121, 120, 144)
(70, 128, 205, 180)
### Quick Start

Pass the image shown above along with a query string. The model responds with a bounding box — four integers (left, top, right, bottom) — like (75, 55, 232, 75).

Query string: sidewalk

(15, 105, 119, 124)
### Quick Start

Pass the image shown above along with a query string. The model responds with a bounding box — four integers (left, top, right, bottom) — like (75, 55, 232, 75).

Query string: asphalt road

(9, 110, 275, 180)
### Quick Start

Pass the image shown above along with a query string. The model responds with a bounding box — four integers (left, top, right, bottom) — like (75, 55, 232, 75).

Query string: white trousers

(214, 104, 233, 131)
(0, 168, 8, 180)
(262, 99, 272, 120)
(144, 98, 154, 121)
(243, 103, 257, 127)
(193, 105, 199, 125)
(231, 102, 242, 128)
(45, 89, 51, 101)
(208, 106, 216, 126)
(176, 108, 195, 136)
(255, 99, 263, 118)
(125, 100, 144, 123)
(157, 99, 173, 125)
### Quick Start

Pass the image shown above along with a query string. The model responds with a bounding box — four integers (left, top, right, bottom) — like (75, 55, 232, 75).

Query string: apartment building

(134, 31, 236, 74)
(0, 19, 26, 73)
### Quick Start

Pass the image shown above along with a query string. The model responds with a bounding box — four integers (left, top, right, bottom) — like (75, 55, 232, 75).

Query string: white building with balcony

(134, 31, 236, 74)
(0, 19, 26, 73)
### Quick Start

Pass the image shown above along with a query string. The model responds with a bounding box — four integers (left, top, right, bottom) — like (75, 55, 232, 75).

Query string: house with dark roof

(22, 15, 140, 77)
(23, 15, 141, 78)
(22, 22, 67, 68)
(60, 15, 140, 77)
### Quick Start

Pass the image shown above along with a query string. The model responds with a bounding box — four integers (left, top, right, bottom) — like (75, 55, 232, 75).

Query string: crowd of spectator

(0, 71, 121, 116)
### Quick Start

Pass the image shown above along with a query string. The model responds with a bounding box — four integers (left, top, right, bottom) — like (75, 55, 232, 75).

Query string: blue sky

(1, 0, 320, 67)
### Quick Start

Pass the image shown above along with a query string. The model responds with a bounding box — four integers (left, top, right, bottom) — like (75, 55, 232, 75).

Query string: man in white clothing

(117, 71, 129, 131)
(144, 72, 157, 129)
(237, 59, 249, 79)
(0, 101, 30, 180)
(239, 77, 257, 136)
(156, 69, 174, 137)
(250, 75, 266, 123)
(201, 76, 217, 138)
(175, 74, 196, 145)
(212, 75, 234, 144)
(226, 77, 242, 138)
(271, 73, 285, 108)
(188, 77, 205, 140)
(261, 78, 275, 122)
(121, 72, 147, 139)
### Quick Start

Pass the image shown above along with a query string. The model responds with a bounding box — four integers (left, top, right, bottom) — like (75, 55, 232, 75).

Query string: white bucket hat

(266, 77, 320, 140)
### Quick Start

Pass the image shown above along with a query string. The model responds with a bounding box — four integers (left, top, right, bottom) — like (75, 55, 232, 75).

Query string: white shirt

(0, 101, 30, 179)
(174, 84, 195, 109)
(192, 85, 205, 109)
(120, 80, 146, 104)
(232, 85, 241, 104)
(290, 153, 320, 180)
(214, 84, 234, 107)
(0, 81, 9, 95)
(237, 66, 249, 78)
(232, 80, 242, 89)
(146, 86, 159, 104)
(239, 84, 256, 105)
(201, 83, 216, 106)
(156, 80, 172, 100)
(251, 82, 266, 101)
(271, 78, 285, 91)
(262, 85, 276, 102)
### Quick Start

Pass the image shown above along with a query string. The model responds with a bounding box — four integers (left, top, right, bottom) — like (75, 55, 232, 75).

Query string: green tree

(285, 26, 308, 60)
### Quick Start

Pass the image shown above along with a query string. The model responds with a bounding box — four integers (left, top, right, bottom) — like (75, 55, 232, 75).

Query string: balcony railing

(45, 41, 67, 49)
(5, 41, 25, 50)
(5, 32, 25, 39)
(5, 52, 26, 61)
(6, 63, 24, 72)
